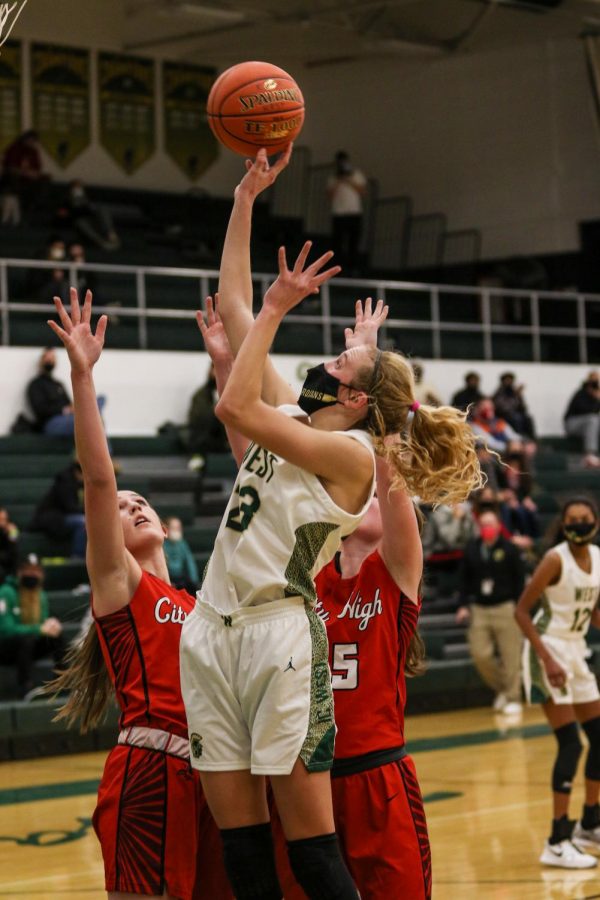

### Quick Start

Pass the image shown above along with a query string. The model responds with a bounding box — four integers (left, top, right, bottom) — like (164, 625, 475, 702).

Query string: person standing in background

(163, 517, 199, 595)
(564, 373, 600, 469)
(457, 509, 525, 716)
(327, 151, 367, 273)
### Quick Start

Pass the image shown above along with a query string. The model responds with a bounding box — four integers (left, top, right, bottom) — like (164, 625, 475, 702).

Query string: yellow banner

(0, 40, 21, 152)
(31, 42, 90, 167)
(99, 52, 155, 174)
(163, 61, 218, 179)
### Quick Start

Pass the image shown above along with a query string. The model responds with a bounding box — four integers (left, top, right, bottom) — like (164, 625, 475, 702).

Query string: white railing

(0, 257, 598, 363)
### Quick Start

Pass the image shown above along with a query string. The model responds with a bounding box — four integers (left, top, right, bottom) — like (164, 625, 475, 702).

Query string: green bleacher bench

(205, 453, 238, 479)
(42, 560, 88, 590)
(0, 456, 72, 478)
(47, 590, 89, 622)
(19, 531, 71, 558)
(111, 435, 184, 455)
(0, 435, 73, 455)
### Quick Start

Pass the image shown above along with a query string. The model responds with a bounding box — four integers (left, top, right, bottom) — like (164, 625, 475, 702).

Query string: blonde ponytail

(354, 349, 483, 505)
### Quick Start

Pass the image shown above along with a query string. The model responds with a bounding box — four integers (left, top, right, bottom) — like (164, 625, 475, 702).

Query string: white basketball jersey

(534, 542, 600, 640)
(200, 405, 376, 613)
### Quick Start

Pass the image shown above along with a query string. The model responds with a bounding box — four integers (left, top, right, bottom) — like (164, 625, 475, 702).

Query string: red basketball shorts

(93, 744, 232, 899)
(273, 755, 432, 900)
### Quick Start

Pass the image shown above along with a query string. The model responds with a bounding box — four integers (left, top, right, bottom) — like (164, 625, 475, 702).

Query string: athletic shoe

(540, 839, 597, 868)
(492, 692, 507, 711)
(572, 822, 600, 852)
(501, 701, 523, 715)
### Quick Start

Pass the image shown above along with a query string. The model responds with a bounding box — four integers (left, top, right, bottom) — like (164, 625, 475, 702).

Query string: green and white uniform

(523, 541, 600, 705)
(180, 405, 375, 775)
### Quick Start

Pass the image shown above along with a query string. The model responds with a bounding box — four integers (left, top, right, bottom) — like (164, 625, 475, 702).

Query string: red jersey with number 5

(315, 549, 420, 758)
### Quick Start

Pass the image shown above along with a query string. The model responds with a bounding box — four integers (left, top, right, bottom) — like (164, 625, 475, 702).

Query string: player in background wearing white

(181, 146, 481, 900)
(515, 497, 600, 869)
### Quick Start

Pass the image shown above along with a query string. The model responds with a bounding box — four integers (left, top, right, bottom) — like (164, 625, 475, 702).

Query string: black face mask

(20, 574, 41, 589)
(563, 521, 598, 545)
(298, 364, 351, 416)
(42, 362, 55, 373)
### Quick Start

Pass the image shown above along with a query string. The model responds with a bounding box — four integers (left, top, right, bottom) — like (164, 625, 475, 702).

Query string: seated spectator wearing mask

(493, 372, 536, 440)
(471, 398, 535, 459)
(456, 510, 525, 716)
(564, 372, 600, 469)
(186, 362, 229, 456)
(26, 347, 105, 436)
(0, 507, 19, 584)
(452, 371, 483, 412)
(163, 517, 199, 595)
(0, 555, 64, 698)
(62, 180, 120, 251)
(30, 460, 86, 558)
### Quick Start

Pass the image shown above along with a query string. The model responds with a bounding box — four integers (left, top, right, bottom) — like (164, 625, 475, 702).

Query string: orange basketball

(207, 61, 304, 157)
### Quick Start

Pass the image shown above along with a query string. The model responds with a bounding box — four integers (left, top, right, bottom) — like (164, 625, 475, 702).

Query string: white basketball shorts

(523, 634, 600, 706)
(179, 596, 335, 775)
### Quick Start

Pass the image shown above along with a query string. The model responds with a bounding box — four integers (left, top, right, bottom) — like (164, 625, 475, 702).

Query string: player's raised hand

(196, 294, 233, 364)
(47, 287, 107, 374)
(263, 241, 341, 315)
(344, 297, 389, 350)
(235, 144, 293, 200)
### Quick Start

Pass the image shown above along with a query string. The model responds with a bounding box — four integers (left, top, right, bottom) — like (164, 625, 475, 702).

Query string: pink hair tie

(410, 401, 420, 412)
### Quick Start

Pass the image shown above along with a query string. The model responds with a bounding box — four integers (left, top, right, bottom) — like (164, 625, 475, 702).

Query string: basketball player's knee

(220, 823, 282, 899)
(552, 722, 583, 793)
(582, 716, 600, 780)
(287, 833, 359, 900)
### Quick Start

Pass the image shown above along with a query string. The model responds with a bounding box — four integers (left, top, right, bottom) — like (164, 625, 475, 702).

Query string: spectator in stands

(412, 360, 442, 407)
(30, 460, 86, 558)
(0, 130, 48, 216)
(497, 448, 534, 500)
(0, 554, 64, 698)
(327, 150, 367, 272)
(0, 507, 19, 584)
(476, 444, 500, 492)
(564, 372, 600, 469)
(493, 372, 536, 439)
(68, 241, 96, 298)
(456, 509, 525, 715)
(27, 347, 73, 434)
(471, 397, 534, 458)
(60, 180, 120, 251)
(422, 501, 477, 599)
(0, 179, 20, 226)
(33, 236, 69, 304)
(499, 488, 540, 551)
(186, 362, 229, 456)
(163, 517, 199, 595)
(452, 371, 483, 412)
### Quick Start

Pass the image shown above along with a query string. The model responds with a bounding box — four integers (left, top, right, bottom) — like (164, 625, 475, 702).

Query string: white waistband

(194, 595, 305, 626)
(117, 726, 189, 760)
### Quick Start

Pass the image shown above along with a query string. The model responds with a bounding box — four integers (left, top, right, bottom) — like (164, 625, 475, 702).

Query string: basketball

(207, 61, 304, 157)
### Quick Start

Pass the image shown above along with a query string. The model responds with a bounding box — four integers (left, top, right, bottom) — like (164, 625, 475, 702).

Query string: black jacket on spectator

(0, 529, 18, 582)
(30, 464, 83, 538)
(460, 536, 525, 607)
(27, 373, 71, 430)
(452, 386, 483, 412)
(564, 387, 600, 420)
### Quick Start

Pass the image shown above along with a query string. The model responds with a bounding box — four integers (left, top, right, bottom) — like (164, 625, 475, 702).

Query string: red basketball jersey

(315, 550, 420, 759)
(94, 571, 194, 739)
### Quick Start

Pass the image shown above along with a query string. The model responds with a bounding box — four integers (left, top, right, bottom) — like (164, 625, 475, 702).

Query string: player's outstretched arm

(377, 450, 422, 602)
(48, 289, 140, 612)
(196, 294, 248, 467)
(218, 145, 296, 408)
(215, 243, 371, 491)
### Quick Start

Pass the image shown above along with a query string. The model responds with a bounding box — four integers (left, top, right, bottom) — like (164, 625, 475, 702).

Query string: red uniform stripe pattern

(398, 757, 432, 899)
(114, 746, 168, 894)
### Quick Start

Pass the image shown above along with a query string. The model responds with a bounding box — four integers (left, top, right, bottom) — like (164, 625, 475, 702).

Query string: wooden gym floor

(2, 706, 600, 900)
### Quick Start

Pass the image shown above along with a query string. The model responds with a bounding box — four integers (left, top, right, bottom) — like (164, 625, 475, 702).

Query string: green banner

(0, 40, 22, 152)
(163, 61, 218, 180)
(31, 43, 90, 167)
(99, 52, 155, 174)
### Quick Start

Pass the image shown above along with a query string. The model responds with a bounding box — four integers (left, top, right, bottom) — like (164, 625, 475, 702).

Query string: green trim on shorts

(529, 642, 550, 704)
(299, 605, 335, 772)
(284, 522, 339, 605)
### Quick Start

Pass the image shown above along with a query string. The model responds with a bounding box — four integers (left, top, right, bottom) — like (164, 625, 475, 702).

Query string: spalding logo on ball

(207, 61, 304, 157)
